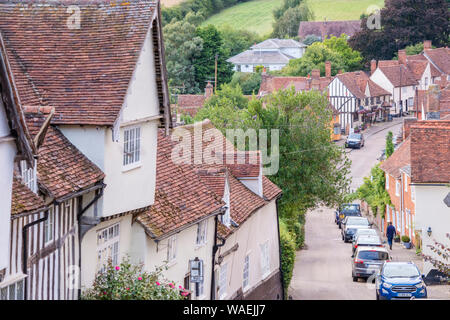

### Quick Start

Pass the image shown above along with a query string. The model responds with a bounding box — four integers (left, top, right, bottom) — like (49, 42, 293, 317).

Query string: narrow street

(289, 121, 403, 300)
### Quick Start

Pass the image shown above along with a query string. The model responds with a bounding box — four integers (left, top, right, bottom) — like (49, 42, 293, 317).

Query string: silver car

(352, 246, 390, 282)
(341, 216, 371, 242)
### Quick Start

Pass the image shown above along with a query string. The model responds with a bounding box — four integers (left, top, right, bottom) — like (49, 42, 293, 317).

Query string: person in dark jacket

(386, 222, 396, 250)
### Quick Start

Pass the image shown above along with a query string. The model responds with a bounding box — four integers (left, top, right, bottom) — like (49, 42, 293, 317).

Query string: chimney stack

(370, 59, 377, 75)
(325, 61, 331, 78)
(311, 69, 320, 80)
(205, 81, 213, 98)
(423, 40, 432, 50)
(398, 50, 406, 65)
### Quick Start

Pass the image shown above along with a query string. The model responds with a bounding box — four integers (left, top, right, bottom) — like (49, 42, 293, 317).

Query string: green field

(203, 0, 385, 35)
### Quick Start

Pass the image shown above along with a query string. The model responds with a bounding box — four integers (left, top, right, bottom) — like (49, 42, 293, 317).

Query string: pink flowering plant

(82, 257, 189, 300)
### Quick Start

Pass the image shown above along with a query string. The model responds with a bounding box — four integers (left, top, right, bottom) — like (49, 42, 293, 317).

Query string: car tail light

(354, 244, 358, 248)
(354, 259, 364, 264)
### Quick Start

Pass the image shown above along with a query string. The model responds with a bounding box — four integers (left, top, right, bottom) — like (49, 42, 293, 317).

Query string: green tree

(229, 72, 262, 95)
(386, 131, 394, 158)
(280, 42, 345, 76)
(219, 25, 263, 59)
(323, 35, 363, 71)
(272, 3, 314, 38)
(195, 24, 234, 91)
(356, 164, 391, 218)
(163, 19, 204, 94)
(303, 34, 321, 45)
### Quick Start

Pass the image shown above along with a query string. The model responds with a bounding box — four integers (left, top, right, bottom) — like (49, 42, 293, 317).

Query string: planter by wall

(403, 241, 411, 249)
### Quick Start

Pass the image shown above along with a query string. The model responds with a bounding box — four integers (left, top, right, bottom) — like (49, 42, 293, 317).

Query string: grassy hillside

(203, 0, 385, 35)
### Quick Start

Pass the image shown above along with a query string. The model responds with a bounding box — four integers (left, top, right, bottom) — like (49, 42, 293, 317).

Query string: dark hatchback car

(352, 235, 383, 256)
(335, 203, 361, 229)
(345, 133, 364, 149)
(352, 247, 390, 282)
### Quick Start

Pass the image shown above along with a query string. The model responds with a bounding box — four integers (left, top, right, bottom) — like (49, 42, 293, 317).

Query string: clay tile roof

(410, 120, 450, 183)
(424, 47, 450, 75)
(379, 138, 411, 179)
(298, 20, 361, 39)
(177, 94, 207, 117)
(136, 130, 224, 239)
(24, 112, 105, 199)
(262, 176, 282, 200)
(337, 71, 390, 99)
(11, 176, 46, 215)
(0, 0, 158, 126)
(406, 60, 428, 81)
(378, 64, 418, 87)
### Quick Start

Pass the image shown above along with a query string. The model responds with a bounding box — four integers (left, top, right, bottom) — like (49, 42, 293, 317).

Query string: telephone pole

(214, 53, 218, 94)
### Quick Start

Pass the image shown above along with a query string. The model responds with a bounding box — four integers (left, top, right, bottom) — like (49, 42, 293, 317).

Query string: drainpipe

(210, 208, 226, 300)
(275, 194, 285, 300)
(22, 208, 49, 300)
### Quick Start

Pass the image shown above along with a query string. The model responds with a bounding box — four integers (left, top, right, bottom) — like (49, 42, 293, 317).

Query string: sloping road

(289, 121, 402, 300)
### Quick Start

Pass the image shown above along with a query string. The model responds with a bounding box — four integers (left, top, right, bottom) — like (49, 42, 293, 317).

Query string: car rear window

(347, 218, 369, 226)
(358, 251, 388, 260)
(358, 237, 381, 245)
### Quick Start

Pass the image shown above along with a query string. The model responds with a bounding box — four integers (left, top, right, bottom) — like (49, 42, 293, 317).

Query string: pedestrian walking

(386, 222, 396, 250)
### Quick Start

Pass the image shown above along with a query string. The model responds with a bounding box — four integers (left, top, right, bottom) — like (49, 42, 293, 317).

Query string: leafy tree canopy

(349, 0, 449, 63)
(229, 72, 262, 95)
(272, 2, 314, 38)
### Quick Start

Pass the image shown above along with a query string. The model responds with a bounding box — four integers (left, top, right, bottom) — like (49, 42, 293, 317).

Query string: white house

(227, 39, 307, 73)
(370, 52, 419, 116)
(0, 0, 171, 297)
(410, 120, 450, 276)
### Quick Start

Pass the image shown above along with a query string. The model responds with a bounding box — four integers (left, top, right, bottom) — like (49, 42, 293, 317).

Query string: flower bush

(82, 258, 187, 300)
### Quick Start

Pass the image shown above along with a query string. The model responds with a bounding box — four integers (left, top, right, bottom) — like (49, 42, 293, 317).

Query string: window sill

(195, 242, 207, 250)
(122, 162, 142, 173)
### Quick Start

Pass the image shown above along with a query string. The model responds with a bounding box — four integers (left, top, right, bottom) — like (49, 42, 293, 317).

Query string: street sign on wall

(189, 258, 203, 283)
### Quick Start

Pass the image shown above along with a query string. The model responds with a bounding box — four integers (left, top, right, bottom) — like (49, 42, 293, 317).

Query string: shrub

(279, 219, 296, 299)
(82, 258, 186, 300)
(401, 235, 411, 243)
(290, 220, 305, 250)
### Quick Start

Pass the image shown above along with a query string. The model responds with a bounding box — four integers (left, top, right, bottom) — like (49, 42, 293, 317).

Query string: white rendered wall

(0, 100, 16, 272)
(414, 185, 450, 274)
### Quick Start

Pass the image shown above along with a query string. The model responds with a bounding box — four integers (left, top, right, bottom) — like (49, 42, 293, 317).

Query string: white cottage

(0, 0, 171, 297)
(227, 39, 307, 73)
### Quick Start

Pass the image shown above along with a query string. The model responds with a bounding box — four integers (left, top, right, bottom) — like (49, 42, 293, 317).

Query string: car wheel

(376, 292, 380, 300)
(353, 276, 358, 282)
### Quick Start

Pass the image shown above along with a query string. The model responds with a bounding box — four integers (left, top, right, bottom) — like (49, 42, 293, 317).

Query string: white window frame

(218, 263, 228, 300)
(404, 174, 408, 192)
(395, 180, 400, 196)
(196, 220, 207, 246)
(44, 206, 54, 244)
(20, 159, 37, 193)
(167, 235, 177, 263)
(411, 186, 415, 201)
(0, 278, 25, 300)
(243, 253, 250, 290)
(385, 173, 389, 190)
(260, 241, 270, 279)
(122, 126, 141, 169)
(96, 223, 120, 273)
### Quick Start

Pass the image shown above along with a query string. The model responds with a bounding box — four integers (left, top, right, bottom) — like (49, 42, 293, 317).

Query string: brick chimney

(370, 59, 377, 75)
(398, 50, 406, 65)
(325, 61, 331, 78)
(205, 81, 213, 98)
(426, 85, 441, 119)
(423, 40, 432, 50)
(311, 69, 320, 80)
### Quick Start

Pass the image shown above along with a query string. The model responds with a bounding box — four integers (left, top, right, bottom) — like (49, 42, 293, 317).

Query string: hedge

(279, 219, 296, 298)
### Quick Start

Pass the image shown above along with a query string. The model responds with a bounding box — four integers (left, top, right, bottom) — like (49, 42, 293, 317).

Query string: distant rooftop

(250, 38, 306, 50)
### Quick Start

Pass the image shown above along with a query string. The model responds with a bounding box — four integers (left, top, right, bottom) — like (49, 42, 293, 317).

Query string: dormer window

(123, 126, 141, 168)
(20, 160, 37, 193)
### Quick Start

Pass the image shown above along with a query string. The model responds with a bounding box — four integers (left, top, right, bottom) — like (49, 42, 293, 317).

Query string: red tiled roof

(298, 20, 361, 39)
(410, 120, 450, 183)
(424, 47, 450, 75)
(262, 176, 282, 200)
(337, 71, 390, 99)
(259, 75, 333, 95)
(24, 111, 105, 199)
(177, 95, 207, 117)
(136, 130, 224, 239)
(0, 0, 159, 126)
(378, 64, 418, 87)
(380, 138, 411, 179)
(11, 176, 46, 215)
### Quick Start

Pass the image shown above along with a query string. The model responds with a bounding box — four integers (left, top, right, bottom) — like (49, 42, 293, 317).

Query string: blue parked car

(376, 262, 427, 300)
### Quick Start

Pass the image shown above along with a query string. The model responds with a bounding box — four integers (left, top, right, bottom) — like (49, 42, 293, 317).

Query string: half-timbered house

(0, 0, 171, 298)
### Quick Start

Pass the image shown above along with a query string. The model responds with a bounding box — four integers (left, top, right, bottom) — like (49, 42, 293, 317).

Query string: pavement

(288, 119, 450, 300)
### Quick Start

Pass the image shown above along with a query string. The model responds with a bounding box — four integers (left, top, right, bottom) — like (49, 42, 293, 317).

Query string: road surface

(289, 121, 402, 300)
